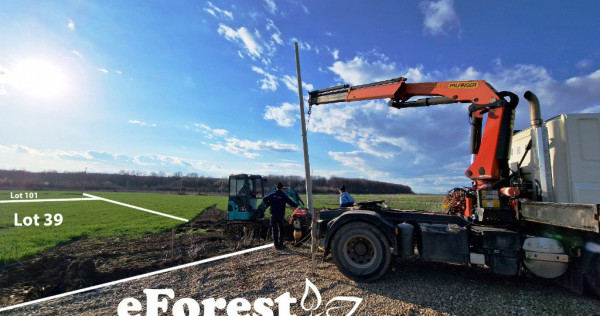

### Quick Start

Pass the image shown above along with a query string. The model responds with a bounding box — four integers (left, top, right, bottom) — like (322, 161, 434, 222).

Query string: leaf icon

(300, 278, 322, 314)
(324, 296, 362, 316)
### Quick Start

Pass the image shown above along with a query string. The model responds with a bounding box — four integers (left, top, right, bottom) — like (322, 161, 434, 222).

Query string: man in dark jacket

(262, 182, 298, 250)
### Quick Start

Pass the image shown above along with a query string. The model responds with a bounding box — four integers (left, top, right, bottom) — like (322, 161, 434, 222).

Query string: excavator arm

(308, 77, 519, 188)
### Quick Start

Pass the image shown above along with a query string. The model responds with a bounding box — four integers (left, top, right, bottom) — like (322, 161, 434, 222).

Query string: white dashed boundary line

(0, 197, 101, 203)
(1, 193, 188, 222)
(82, 193, 188, 222)
(0, 243, 274, 313)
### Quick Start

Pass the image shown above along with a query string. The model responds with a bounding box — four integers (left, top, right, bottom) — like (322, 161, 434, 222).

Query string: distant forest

(0, 170, 413, 195)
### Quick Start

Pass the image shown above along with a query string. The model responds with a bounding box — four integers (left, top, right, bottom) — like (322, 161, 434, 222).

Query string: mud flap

(554, 258, 585, 295)
(581, 244, 600, 297)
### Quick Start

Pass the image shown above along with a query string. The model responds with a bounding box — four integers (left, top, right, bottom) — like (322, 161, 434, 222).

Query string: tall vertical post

(294, 42, 317, 273)
(81, 166, 87, 195)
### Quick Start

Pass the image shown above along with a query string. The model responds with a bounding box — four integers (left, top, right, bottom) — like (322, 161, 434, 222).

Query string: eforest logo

(118, 279, 363, 316)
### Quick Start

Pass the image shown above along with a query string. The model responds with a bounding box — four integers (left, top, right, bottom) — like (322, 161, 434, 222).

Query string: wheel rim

(343, 235, 377, 269)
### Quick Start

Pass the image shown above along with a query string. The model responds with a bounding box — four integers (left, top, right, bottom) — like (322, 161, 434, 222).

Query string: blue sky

(1, 1, 599, 193)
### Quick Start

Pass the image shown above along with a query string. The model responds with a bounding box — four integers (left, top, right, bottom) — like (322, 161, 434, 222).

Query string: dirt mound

(0, 205, 273, 308)
(195, 206, 227, 222)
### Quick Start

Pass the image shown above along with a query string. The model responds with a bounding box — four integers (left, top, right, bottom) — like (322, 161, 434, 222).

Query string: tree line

(0, 169, 413, 195)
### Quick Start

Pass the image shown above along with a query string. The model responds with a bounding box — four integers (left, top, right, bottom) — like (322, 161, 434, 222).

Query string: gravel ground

(3, 243, 600, 316)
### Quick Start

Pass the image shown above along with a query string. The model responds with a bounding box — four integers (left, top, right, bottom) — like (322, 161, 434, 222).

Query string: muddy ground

(3, 240, 600, 315)
(2, 206, 600, 315)
(0, 206, 274, 308)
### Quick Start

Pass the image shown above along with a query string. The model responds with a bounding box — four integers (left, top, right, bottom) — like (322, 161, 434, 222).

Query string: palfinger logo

(117, 278, 362, 316)
(436, 81, 479, 89)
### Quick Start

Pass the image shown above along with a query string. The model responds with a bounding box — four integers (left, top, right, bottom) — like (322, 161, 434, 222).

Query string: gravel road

(3, 243, 600, 315)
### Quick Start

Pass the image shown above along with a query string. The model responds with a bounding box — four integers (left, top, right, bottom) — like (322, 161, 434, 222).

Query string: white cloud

(132, 154, 193, 169)
(419, 0, 461, 36)
(271, 33, 283, 45)
(281, 75, 314, 93)
(264, 102, 298, 127)
(301, 4, 309, 14)
(204, 1, 233, 19)
(307, 100, 422, 162)
(252, 66, 278, 91)
(96, 68, 109, 74)
(290, 38, 311, 51)
(454, 66, 481, 80)
(460, 63, 600, 125)
(67, 19, 75, 30)
(0, 145, 127, 169)
(259, 161, 303, 170)
(328, 151, 388, 179)
(210, 137, 298, 158)
(115, 70, 122, 75)
(0, 144, 292, 179)
(576, 58, 594, 70)
(265, 19, 280, 33)
(566, 69, 600, 86)
(217, 20, 281, 65)
(332, 49, 339, 60)
(2, 145, 132, 164)
(329, 56, 400, 85)
(264, 0, 276, 14)
(213, 129, 228, 136)
(218, 24, 263, 59)
(264, 19, 283, 59)
(204, 8, 216, 16)
(72, 50, 83, 58)
(404, 65, 429, 82)
(128, 120, 157, 127)
(582, 104, 600, 113)
(193, 122, 229, 138)
(249, 68, 314, 94)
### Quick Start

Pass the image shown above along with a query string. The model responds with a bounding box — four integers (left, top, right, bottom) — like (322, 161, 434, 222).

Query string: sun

(10, 59, 70, 99)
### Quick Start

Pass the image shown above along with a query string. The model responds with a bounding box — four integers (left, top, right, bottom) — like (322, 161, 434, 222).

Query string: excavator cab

(227, 174, 267, 221)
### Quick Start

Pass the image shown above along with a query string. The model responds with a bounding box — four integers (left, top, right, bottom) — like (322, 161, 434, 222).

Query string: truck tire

(331, 221, 391, 282)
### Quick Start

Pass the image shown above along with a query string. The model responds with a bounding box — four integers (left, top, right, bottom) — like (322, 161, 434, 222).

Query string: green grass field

(0, 190, 443, 264)
(0, 191, 227, 263)
(311, 194, 444, 212)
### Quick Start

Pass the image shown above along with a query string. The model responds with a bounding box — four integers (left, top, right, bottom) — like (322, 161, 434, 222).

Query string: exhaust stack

(524, 91, 554, 202)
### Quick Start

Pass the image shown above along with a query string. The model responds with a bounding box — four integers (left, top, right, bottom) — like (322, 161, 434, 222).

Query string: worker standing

(262, 183, 298, 250)
(339, 185, 355, 207)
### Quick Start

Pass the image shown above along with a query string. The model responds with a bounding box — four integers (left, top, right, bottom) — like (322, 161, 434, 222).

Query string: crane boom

(308, 77, 519, 188)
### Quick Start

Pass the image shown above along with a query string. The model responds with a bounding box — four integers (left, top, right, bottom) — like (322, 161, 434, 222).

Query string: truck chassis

(318, 202, 600, 297)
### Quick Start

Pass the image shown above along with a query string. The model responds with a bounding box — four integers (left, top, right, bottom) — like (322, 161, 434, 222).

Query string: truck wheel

(331, 221, 391, 282)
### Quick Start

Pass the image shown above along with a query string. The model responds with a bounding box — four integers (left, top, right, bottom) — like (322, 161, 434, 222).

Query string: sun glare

(11, 59, 70, 99)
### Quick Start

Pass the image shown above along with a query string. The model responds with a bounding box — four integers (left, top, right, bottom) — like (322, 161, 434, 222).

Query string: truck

(301, 77, 600, 296)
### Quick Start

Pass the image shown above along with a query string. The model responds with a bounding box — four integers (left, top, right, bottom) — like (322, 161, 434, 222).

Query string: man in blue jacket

(339, 185, 355, 207)
(262, 182, 298, 250)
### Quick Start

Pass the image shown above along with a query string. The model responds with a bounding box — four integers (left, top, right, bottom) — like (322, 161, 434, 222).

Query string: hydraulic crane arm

(308, 77, 519, 187)
(310, 77, 504, 115)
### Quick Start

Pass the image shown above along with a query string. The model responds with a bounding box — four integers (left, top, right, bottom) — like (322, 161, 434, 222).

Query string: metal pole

(82, 166, 87, 195)
(294, 42, 317, 274)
